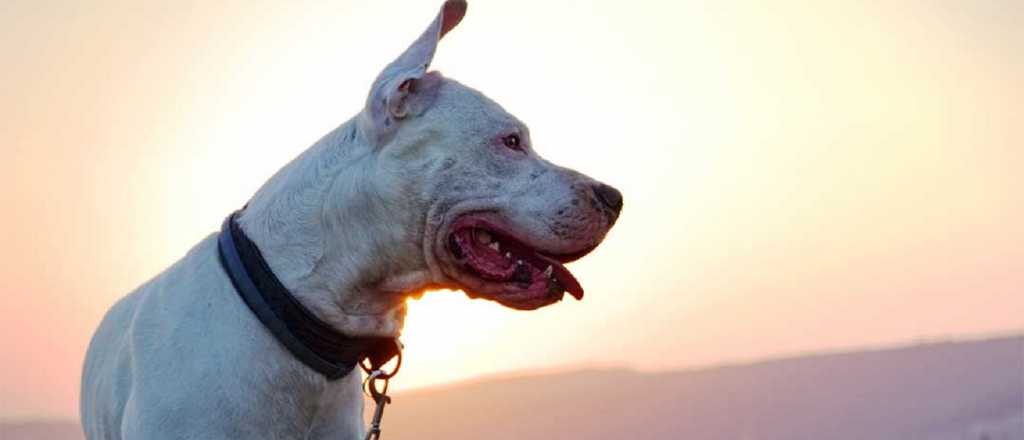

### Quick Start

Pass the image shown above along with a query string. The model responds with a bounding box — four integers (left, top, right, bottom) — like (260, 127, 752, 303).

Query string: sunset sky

(2, 0, 1021, 421)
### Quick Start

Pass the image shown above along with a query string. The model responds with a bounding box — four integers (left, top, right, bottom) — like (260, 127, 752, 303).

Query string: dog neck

(234, 116, 432, 338)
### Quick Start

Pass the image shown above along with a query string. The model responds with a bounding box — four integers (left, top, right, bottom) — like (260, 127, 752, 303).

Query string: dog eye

(502, 134, 523, 151)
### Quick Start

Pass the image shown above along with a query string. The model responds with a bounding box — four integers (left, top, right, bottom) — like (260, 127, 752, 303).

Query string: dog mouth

(442, 214, 588, 310)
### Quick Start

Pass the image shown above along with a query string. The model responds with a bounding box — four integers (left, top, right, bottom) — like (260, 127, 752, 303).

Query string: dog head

(355, 0, 622, 310)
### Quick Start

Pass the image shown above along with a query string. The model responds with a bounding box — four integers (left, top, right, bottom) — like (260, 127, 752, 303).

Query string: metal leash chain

(362, 370, 391, 440)
(360, 341, 402, 440)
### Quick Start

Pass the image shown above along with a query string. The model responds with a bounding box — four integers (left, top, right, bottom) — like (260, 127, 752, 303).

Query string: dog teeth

(516, 259, 523, 266)
(543, 265, 553, 277)
(475, 229, 492, 244)
(504, 252, 512, 260)
(488, 242, 500, 252)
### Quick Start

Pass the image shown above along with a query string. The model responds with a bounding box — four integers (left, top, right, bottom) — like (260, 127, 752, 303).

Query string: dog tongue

(539, 255, 584, 300)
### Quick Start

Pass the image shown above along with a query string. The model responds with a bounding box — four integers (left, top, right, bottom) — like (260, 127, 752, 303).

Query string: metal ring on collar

(359, 338, 403, 380)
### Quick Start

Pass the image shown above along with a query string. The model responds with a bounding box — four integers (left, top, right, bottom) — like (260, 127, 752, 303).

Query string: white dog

(80, 1, 622, 438)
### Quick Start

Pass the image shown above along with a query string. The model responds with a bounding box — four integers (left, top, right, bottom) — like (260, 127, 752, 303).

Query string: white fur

(80, 2, 620, 438)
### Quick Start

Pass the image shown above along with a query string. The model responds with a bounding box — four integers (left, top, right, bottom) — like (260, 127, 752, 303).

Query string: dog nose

(592, 183, 623, 215)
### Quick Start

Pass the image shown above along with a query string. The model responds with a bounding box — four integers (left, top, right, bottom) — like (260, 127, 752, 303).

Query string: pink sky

(1, 0, 1021, 421)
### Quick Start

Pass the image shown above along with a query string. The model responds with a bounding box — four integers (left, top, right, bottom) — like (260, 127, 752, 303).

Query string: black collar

(217, 211, 400, 380)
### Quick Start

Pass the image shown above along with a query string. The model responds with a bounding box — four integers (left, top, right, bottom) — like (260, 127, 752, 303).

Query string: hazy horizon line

(395, 328, 1024, 394)
(5, 328, 1020, 426)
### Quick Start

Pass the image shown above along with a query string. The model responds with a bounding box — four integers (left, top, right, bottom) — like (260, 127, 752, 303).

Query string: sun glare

(398, 290, 517, 388)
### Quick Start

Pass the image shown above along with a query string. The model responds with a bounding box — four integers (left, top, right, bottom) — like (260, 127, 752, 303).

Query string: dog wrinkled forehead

(427, 80, 523, 133)
(359, 0, 468, 146)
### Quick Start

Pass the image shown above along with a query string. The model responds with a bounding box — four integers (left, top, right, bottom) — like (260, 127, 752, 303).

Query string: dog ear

(361, 0, 467, 146)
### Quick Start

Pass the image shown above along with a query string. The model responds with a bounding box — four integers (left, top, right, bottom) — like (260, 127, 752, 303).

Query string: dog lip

(439, 212, 587, 302)
(447, 212, 596, 263)
(537, 243, 599, 264)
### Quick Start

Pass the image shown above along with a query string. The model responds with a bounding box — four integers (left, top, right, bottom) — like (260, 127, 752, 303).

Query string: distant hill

(385, 335, 1023, 440)
(0, 421, 83, 440)
(6, 335, 1021, 440)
